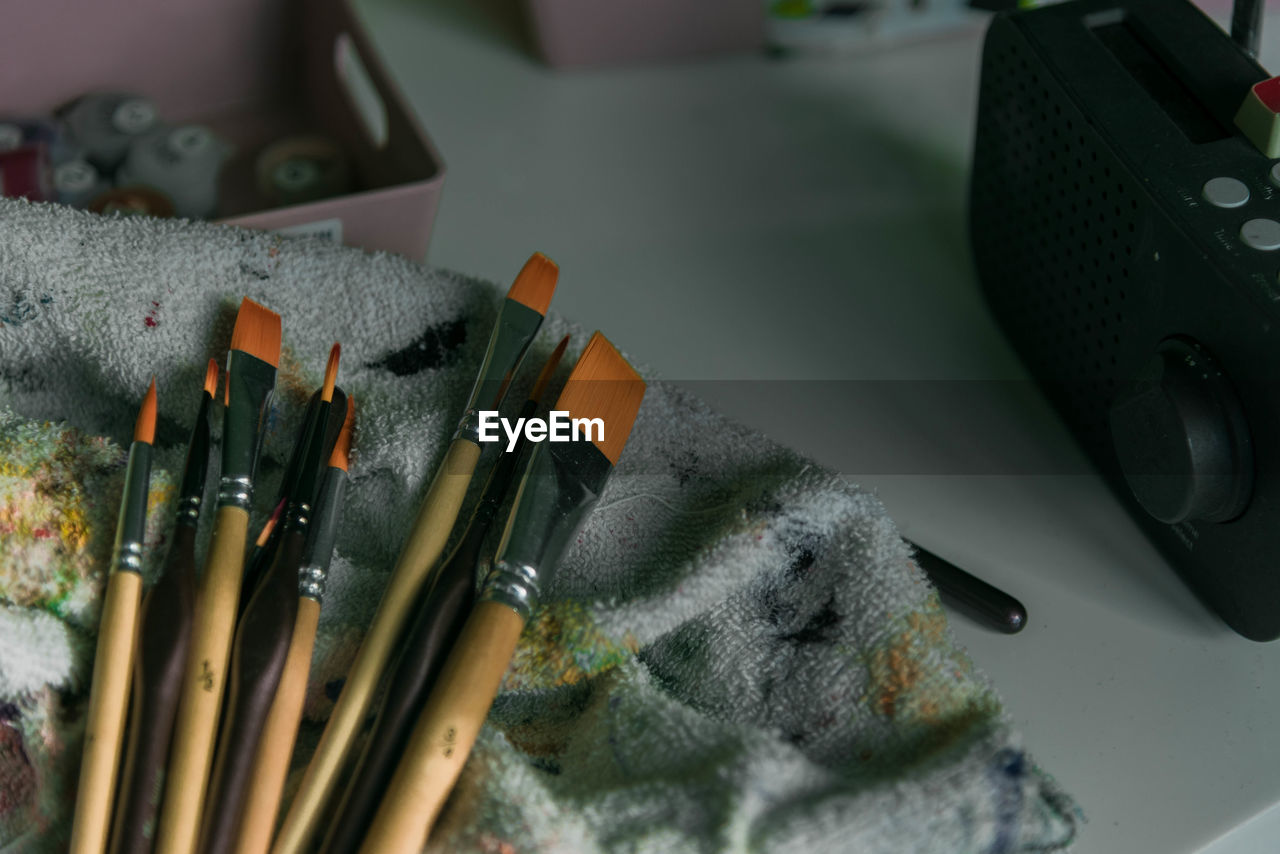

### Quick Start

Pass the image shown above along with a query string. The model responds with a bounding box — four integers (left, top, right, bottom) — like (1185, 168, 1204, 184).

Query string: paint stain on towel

(0, 291, 53, 327)
(143, 301, 160, 328)
(367, 319, 466, 376)
(503, 601, 638, 692)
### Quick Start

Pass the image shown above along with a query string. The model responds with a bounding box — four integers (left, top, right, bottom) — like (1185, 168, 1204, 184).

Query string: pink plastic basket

(1, 0, 444, 260)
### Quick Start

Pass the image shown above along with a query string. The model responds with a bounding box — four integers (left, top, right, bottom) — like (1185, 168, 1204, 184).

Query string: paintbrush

(359, 332, 645, 853)
(318, 336, 569, 854)
(239, 386, 348, 618)
(156, 298, 281, 854)
(109, 362, 217, 854)
(199, 345, 341, 854)
(70, 378, 158, 854)
(234, 395, 356, 854)
(273, 253, 559, 854)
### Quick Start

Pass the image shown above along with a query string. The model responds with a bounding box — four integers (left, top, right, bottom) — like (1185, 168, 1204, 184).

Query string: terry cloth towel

(0, 197, 1080, 853)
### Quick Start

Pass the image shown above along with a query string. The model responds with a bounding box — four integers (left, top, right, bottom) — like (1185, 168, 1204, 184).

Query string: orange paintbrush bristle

(229, 298, 282, 367)
(322, 343, 341, 404)
(224, 368, 230, 407)
(328, 397, 356, 472)
(256, 503, 283, 548)
(530, 335, 570, 405)
(135, 377, 158, 445)
(204, 359, 219, 398)
(554, 332, 646, 466)
(505, 252, 559, 316)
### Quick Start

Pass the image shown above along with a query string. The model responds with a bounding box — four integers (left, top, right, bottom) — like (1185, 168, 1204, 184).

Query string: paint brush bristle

(531, 336, 570, 404)
(229, 298, 282, 366)
(322, 343, 341, 404)
(505, 252, 559, 316)
(135, 377, 158, 445)
(204, 359, 219, 397)
(329, 397, 355, 472)
(554, 333, 645, 466)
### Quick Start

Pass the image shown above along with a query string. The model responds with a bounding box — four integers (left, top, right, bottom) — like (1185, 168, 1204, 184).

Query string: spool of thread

(54, 159, 109, 208)
(116, 125, 231, 219)
(254, 134, 351, 207)
(88, 186, 175, 218)
(60, 93, 159, 173)
(0, 117, 80, 165)
(0, 145, 53, 201)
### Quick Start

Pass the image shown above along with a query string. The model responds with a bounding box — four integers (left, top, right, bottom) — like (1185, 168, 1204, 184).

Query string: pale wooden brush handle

(233, 598, 320, 854)
(358, 601, 524, 854)
(155, 506, 250, 854)
(272, 439, 481, 854)
(70, 571, 143, 854)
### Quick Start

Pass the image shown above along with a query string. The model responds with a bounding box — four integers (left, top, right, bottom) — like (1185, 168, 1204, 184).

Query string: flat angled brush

(199, 345, 341, 854)
(235, 395, 356, 854)
(157, 299, 281, 854)
(71, 378, 158, 854)
(319, 336, 569, 854)
(361, 332, 646, 853)
(110, 362, 217, 854)
(275, 253, 559, 854)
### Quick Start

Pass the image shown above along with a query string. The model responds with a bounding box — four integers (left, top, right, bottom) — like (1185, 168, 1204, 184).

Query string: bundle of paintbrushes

(68, 251, 654, 854)
(66, 297, 358, 854)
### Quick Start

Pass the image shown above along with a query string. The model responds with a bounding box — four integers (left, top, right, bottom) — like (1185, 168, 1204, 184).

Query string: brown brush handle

(70, 570, 143, 854)
(317, 544, 478, 854)
(233, 596, 320, 854)
(273, 438, 481, 854)
(109, 524, 198, 854)
(155, 506, 250, 854)
(200, 529, 303, 854)
(358, 601, 524, 854)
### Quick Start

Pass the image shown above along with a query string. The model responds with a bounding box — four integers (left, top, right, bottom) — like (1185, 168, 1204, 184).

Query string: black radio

(969, 0, 1280, 639)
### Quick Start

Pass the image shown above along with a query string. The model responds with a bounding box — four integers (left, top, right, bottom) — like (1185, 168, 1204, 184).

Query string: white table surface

(356, 2, 1280, 851)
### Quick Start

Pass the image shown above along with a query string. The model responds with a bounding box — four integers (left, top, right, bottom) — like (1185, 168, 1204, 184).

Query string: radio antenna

(1232, 0, 1264, 59)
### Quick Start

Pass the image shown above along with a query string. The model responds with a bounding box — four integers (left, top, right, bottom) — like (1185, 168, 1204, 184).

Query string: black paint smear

(779, 594, 841, 645)
(368, 318, 467, 376)
(238, 261, 270, 281)
(529, 756, 562, 775)
(786, 532, 823, 579)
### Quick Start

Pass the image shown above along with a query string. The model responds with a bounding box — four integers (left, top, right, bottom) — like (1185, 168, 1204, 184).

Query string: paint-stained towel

(0, 198, 1079, 852)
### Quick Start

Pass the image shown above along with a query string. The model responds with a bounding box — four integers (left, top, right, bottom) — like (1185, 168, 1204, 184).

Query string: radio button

(1202, 177, 1249, 208)
(1240, 218, 1280, 250)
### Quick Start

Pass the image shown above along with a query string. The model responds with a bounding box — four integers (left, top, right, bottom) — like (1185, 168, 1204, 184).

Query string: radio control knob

(1108, 338, 1253, 524)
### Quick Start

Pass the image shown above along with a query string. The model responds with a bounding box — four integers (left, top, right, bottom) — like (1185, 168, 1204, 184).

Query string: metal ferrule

(174, 493, 202, 525)
(217, 349, 277, 508)
(218, 474, 253, 510)
(110, 441, 152, 575)
(479, 439, 613, 620)
(454, 299, 543, 443)
(297, 467, 347, 603)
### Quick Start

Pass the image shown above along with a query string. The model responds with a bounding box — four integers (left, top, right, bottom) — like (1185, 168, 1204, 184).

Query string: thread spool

(54, 159, 109, 208)
(116, 125, 231, 219)
(61, 94, 159, 173)
(254, 135, 351, 207)
(88, 186, 175, 218)
(0, 145, 53, 201)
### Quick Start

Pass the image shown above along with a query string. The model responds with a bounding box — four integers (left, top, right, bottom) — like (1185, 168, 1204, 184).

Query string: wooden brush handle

(358, 601, 525, 854)
(233, 597, 320, 854)
(273, 438, 481, 854)
(200, 530, 303, 854)
(70, 571, 143, 854)
(318, 544, 478, 854)
(109, 525, 198, 854)
(155, 506, 250, 854)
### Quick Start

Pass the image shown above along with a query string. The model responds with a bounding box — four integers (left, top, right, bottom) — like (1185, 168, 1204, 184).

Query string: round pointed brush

(198, 344, 341, 854)
(71, 378, 158, 854)
(361, 333, 646, 853)
(319, 336, 568, 854)
(234, 395, 356, 854)
(275, 254, 559, 854)
(109, 363, 217, 854)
